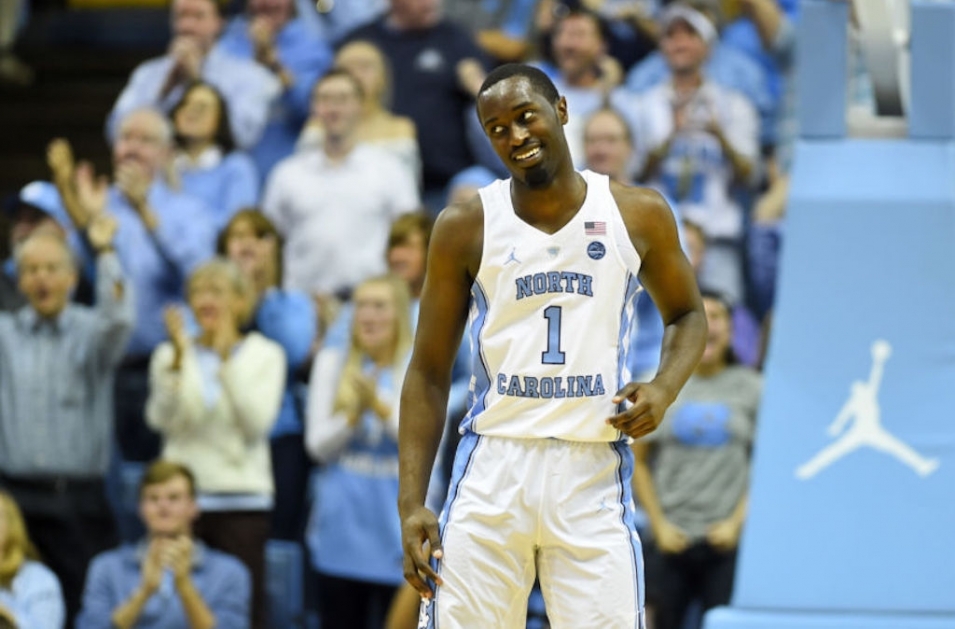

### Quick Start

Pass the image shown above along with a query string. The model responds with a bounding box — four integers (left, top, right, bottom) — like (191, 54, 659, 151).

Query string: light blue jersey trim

(460, 280, 492, 434)
(438, 432, 482, 534)
(614, 273, 642, 441)
(612, 441, 646, 624)
(432, 432, 483, 629)
(617, 273, 642, 391)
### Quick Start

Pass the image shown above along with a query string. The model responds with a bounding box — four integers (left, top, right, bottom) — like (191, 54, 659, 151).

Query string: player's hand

(706, 516, 743, 552)
(401, 506, 444, 599)
(654, 518, 690, 555)
(607, 381, 674, 439)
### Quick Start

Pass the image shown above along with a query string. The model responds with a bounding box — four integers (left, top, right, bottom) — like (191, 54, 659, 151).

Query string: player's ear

(556, 96, 569, 126)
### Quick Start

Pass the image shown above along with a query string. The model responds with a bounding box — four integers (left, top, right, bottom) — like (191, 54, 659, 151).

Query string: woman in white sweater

(145, 257, 285, 629)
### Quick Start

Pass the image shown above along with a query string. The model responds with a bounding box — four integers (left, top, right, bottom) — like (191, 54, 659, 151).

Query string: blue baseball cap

(13, 181, 71, 227)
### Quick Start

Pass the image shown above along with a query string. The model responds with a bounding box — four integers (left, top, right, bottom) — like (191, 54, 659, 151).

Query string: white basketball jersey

(461, 170, 643, 442)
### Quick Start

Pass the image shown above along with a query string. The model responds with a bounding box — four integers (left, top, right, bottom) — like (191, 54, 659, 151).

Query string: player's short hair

(139, 459, 197, 499)
(478, 64, 560, 105)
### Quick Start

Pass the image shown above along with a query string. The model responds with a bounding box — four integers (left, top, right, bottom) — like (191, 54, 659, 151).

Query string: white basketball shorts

(418, 432, 646, 629)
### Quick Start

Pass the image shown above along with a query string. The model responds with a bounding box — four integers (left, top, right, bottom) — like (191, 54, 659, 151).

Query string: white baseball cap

(660, 4, 718, 46)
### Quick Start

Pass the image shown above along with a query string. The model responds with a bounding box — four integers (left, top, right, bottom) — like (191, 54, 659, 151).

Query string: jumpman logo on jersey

(796, 339, 940, 480)
(504, 247, 521, 265)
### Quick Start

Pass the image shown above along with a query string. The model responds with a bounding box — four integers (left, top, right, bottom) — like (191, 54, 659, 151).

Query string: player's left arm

(607, 184, 707, 439)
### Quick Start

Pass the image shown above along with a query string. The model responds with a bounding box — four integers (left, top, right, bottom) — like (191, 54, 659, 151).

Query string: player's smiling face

(478, 77, 569, 188)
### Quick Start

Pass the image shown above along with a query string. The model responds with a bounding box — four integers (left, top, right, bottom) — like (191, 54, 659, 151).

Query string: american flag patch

(584, 221, 606, 235)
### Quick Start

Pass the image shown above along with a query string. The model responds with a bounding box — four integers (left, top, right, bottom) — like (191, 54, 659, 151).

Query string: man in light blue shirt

(77, 460, 251, 629)
(0, 211, 134, 625)
(107, 0, 280, 150)
(624, 0, 775, 148)
(50, 110, 215, 461)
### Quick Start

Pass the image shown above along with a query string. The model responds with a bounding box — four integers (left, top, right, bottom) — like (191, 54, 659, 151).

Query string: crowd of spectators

(0, 0, 866, 627)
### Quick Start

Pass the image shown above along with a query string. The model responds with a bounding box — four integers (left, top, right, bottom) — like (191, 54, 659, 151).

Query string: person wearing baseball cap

(0, 187, 133, 625)
(659, 2, 720, 48)
(1, 182, 76, 310)
(2, 181, 96, 307)
(629, 0, 760, 305)
(624, 0, 774, 150)
(7, 182, 71, 252)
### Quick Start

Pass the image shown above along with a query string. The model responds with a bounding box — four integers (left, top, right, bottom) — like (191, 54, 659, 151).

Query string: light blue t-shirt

(77, 541, 250, 629)
(307, 360, 404, 585)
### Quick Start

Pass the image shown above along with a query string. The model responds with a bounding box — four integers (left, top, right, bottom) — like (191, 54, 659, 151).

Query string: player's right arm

(398, 197, 483, 598)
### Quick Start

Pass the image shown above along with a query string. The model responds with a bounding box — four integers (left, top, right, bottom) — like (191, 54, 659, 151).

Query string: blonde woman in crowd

(298, 40, 420, 183)
(0, 491, 65, 629)
(145, 258, 285, 629)
(305, 274, 413, 629)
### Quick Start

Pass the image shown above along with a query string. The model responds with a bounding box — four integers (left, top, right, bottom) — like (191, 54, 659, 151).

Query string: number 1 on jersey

(541, 306, 566, 365)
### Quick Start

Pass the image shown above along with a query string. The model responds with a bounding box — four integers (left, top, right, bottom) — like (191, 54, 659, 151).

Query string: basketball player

(398, 63, 707, 628)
